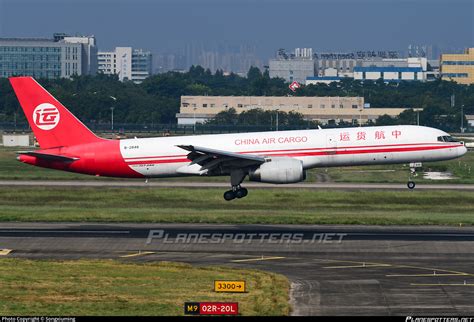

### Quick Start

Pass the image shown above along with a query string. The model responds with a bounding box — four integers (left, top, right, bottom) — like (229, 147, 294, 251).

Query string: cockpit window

(437, 136, 459, 142)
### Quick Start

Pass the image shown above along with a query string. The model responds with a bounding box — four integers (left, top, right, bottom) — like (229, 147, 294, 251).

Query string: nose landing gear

(407, 181, 416, 190)
(407, 162, 421, 190)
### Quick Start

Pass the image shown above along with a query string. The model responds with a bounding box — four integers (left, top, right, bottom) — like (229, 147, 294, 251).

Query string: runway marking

(316, 258, 474, 278)
(387, 273, 467, 277)
(120, 251, 155, 258)
(323, 264, 392, 269)
(0, 230, 130, 234)
(231, 256, 286, 263)
(315, 259, 474, 285)
(0, 249, 12, 256)
(345, 233, 474, 238)
(386, 265, 472, 277)
(319, 259, 392, 269)
(411, 283, 474, 286)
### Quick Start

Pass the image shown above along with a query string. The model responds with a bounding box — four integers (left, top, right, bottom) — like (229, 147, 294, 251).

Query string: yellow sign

(214, 280, 246, 293)
(0, 249, 12, 256)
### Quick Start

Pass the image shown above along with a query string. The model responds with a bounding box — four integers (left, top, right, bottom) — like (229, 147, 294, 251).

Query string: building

(269, 48, 315, 83)
(307, 57, 428, 84)
(98, 47, 152, 83)
(0, 33, 97, 79)
(306, 76, 345, 85)
(269, 58, 314, 83)
(313, 51, 401, 78)
(360, 57, 427, 70)
(440, 48, 474, 85)
(353, 66, 426, 82)
(60, 35, 98, 75)
(176, 96, 410, 126)
(314, 53, 358, 78)
(306, 68, 345, 85)
(466, 115, 474, 127)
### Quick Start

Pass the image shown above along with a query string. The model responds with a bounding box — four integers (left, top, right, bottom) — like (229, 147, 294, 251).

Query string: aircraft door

(326, 134, 338, 164)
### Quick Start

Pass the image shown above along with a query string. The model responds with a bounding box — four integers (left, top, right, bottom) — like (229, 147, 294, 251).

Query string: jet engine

(248, 157, 306, 184)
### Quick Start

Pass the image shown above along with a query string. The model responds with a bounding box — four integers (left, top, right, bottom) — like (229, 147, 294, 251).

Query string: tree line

(0, 65, 472, 131)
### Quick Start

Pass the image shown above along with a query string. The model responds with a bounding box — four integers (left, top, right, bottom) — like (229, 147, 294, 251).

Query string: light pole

(461, 104, 464, 133)
(276, 109, 279, 131)
(110, 107, 115, 131)
(359, 108, 363, 127)
(193, 107, 197, 133)
(109, 96, 117, 132)
(413, 108, 422, 126)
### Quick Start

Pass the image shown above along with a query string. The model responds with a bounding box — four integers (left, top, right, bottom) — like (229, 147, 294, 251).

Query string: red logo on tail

(33, 103, 60, 130)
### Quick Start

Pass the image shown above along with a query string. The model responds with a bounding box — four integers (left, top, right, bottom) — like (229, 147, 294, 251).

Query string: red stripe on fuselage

(125, 144, 460, 166)
(123, 142, 449, 161)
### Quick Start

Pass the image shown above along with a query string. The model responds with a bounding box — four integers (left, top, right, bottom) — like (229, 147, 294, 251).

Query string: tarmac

(1, 223, 474, 315)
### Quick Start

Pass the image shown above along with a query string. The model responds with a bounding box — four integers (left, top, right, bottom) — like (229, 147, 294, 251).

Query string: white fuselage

(119, 125, 467, 178)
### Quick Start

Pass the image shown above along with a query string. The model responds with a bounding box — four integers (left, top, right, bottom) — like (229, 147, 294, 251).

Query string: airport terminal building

(176, 96, 410, 125)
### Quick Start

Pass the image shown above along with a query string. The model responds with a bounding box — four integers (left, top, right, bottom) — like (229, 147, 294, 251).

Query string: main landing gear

(224, 186, 248, 201)
(224, 169, 249, 201)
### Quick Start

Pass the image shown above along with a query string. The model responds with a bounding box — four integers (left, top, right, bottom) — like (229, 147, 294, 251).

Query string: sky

(0, 0, 472, 58)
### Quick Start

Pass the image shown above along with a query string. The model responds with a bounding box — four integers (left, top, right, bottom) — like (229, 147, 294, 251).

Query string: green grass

(0, 259, 290, 316)
(0, 146, 473, 183)
(0, 187, 473, 225)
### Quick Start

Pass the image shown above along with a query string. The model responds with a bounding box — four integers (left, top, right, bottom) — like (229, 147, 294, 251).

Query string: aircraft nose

(458, 144, 468, 157)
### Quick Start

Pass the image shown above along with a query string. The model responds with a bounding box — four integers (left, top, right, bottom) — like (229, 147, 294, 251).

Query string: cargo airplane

(10, 77, 467, 200)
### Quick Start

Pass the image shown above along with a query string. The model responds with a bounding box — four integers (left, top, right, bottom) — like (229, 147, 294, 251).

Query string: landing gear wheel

(224, 190, 236, 201)
(407, 181, 416, 190)
(236, 187, 248, 199)
(225, 169, 249, 201)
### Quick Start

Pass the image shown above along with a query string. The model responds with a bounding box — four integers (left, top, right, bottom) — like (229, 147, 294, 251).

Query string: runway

(1, 223, 474, 315)
(1, 180, 474, 191)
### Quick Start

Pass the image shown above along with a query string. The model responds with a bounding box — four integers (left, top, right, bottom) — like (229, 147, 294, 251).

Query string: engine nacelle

(248, 157, 306, 184)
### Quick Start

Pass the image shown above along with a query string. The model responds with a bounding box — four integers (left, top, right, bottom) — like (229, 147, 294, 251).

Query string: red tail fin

(9, 77, 104, 149)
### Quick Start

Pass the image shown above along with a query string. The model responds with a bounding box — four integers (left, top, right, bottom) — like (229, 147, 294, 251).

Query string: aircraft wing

(176, 145, 265, 173)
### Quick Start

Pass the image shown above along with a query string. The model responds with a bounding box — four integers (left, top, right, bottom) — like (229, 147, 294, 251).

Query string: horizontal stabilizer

(17, 151, 79, 162)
